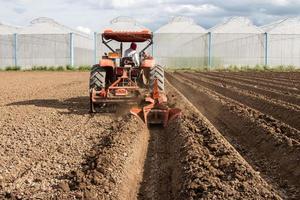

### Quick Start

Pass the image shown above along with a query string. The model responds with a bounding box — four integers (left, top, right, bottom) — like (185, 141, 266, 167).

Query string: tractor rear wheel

(89, 64, 106, 90)
(149, 65, 164, 92)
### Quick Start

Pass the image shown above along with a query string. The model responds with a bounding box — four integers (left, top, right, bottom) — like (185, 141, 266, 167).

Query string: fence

(0, 32, 300, 69)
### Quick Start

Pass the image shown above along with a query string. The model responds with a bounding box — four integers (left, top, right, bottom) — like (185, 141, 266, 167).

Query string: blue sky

(0, 0, 299, 33)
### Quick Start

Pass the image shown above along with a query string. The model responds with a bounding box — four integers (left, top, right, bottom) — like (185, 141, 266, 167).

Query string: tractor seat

(121, 57, 135, 67)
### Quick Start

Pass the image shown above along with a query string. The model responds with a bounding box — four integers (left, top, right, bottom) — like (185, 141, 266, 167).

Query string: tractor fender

(141, 58, 155, 68)
(99, 58, 115, 68)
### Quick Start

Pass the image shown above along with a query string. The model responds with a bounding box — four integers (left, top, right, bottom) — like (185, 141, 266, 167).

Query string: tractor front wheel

(89, 65, 106, 113)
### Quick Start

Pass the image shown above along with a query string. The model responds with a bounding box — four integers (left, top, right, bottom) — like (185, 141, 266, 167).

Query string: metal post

(208, 32, 212, 69)
(13, 33, 18, 67)
(93, 32, 97, 64)
(120, 42, 123, 57)
(264, 32, 268, 66)
(69, 33, 74, 67)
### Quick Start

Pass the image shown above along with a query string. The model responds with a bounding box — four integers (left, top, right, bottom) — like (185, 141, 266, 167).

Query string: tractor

(89, 28, 181, 127)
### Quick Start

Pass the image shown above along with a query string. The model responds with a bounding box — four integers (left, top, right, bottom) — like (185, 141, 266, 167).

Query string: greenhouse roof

(19, 17, 89, 36)
(0, 22, 20, 34)
(102, 16, 148, 33)
(261, 17, 300, 34)
(155, 16, 206, 33)
(209, 17, 263, 33)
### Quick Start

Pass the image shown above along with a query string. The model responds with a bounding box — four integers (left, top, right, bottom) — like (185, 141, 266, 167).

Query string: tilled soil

(0, 71, 296, 199)
(198, 72, 300, 106)
(138, 127, 173, 200)
(224, 72, 300, 87)
(136, 80, 281, 200)
(166, 71, 300, 199)
(0, 72, 148, 199)
(56, 115, 148, 200)
(176, 72, 300, 130)
(205, 72, 300, 95)
(161, 82, 281, 199)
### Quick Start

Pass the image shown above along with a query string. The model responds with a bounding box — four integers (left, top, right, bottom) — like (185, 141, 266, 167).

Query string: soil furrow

(55, 116, 149, 200)
(138, 127, 173, 200)
(204, 72, 300, 95)
(1, 71, 298, 200)
(165, 81, 281, 199)
(212, 72, 300, 89)
(171, 72, 300, 143)
(178, 72, 300, 130)
(197, 72, 300, 106)
(166, 72, 300, 199)
(232, 72, 300, 84)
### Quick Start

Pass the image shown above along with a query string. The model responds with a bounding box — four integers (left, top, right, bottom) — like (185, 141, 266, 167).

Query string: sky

(0, 0, 299, 34)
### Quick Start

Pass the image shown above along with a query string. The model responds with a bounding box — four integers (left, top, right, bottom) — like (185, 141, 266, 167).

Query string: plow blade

(90, 87, 141, 113)
(130, 107, 181, 127)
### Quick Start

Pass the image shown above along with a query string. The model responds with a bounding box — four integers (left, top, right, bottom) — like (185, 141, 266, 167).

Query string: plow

(89, 28, 181, 126)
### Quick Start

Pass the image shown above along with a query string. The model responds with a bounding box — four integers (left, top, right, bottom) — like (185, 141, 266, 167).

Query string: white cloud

(110, 0, 137, 8)
(164, 4, 222, 16)
(0, 0, 299, 31)
(272, 0, 290, 5)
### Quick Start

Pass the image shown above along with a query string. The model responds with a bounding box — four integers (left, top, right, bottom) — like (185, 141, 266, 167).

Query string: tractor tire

(89, 65, 106, 90)
(149, 65, 164, 92)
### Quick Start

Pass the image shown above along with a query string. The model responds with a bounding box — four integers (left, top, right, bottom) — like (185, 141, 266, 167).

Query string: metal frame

(208, 32, 212, 69)
(69, 33, 74, 67)
(140, 37, 153, 54)
(91, 68, 139, 104)
(101, 34, 153, 56)
(264, 32, 268, 66)
(93, 32, 98, 64)
(101, 35, 115, 52)
(13, 33, 18, 67)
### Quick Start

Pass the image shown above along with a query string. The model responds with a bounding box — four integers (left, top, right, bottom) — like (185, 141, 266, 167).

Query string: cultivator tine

(130, 107, 143, 122)
(168, 108, 182, 123)
(130, 104, 182, 127)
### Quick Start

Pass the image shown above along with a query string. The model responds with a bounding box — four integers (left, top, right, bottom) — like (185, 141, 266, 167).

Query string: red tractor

(89, 28, 180, 126)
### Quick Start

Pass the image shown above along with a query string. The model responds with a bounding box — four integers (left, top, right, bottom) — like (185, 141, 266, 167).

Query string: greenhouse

(154, 16, 207, 68)
(0, 16, 300, 69)
(0, 22, 20, 67)
(0, 17, 93, 69)
(0, 22, 20, 34)
(208, 17, 265, 67)
(262, 17, 300, 67)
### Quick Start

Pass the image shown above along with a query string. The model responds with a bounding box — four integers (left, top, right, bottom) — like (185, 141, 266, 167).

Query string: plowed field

(0, 71, 299, 199)
(166, 71, 300, 199)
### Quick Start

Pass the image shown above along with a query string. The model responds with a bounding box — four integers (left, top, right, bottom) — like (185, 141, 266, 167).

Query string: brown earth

(0, 71, 297, 199)
(228, 72, 300, 86)
(198, 72, 300, 106)
(162, 82, 281, 199)
(176, 72, 300, 130)
(205, 72, 300, 94)
(166, 71, 300, 199)
(0, 72, 148, 199)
